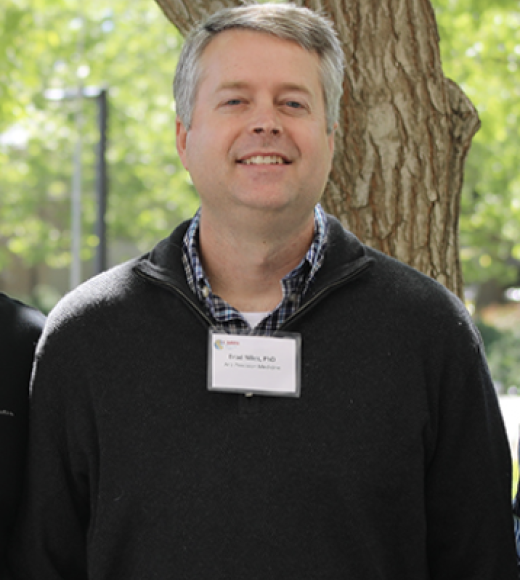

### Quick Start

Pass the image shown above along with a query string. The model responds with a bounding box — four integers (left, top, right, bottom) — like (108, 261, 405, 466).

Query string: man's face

(176, 29, 336, 226)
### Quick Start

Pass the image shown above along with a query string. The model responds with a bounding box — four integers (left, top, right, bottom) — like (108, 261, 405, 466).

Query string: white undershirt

(241, 312, 269, 329)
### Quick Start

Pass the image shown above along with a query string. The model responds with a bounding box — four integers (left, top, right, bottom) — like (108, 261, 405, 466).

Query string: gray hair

(173, 3, 344, 134)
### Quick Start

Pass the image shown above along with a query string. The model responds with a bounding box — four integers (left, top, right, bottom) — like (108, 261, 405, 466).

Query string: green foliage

(433, 0, 520, 287)
(476, 319, 503, 352)
(0, 0, 198, 281)
(477, 319, 520, 393)
(4, 0, 520, 299)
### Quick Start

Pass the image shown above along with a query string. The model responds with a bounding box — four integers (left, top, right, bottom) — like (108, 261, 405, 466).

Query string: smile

(238, 155, 290, 165)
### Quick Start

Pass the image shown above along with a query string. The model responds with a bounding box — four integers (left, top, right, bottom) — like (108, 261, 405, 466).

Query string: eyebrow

(215, 81, 313, 97)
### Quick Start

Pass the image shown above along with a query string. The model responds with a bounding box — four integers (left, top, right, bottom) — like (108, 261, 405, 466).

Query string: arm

(425, 339, 517, 579)
(0, 296, 45, 566)
(4, 318, 91, 580)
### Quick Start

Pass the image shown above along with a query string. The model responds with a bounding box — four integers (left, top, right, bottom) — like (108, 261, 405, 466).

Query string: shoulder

(46, 219, 192, 331)
(45, 220, 192, 336)
(366, 243, 469, 315)
(325, 216, 479, 347)
(44, 259, 140, 333)
(0, 293, 46, 347)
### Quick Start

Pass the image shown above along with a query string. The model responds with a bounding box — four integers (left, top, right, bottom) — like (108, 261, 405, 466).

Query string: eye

(224, 98, 243, 106)
(285, 100, 304, 109)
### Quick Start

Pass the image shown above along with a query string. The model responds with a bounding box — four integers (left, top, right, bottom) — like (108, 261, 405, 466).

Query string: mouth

(237, 155, 291, 166)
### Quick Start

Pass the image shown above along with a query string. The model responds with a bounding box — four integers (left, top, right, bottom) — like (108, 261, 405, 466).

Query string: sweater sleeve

(4, 317, 91, 580)
(0, 296, 45, 569)
(425, 338, 517, 580)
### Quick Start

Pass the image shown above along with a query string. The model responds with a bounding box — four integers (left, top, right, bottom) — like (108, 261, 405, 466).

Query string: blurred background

(1, 0, 520, 479)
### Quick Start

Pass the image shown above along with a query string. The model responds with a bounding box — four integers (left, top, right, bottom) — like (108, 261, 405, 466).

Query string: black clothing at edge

(4, 217, 518, 579)
(0, 293, 45, 566)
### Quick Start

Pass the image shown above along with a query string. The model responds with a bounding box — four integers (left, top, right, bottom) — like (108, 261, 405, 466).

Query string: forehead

(197, 29, 322, 90)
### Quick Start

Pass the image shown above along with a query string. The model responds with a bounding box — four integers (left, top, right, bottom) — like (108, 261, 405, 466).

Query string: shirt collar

(182, 204, 328, 323)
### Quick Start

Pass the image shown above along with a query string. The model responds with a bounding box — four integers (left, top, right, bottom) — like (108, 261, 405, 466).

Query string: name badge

(208, 329, 302, 397)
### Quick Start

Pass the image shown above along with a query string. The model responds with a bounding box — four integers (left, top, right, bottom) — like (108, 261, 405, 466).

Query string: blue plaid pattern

(182, 205, 328, 335)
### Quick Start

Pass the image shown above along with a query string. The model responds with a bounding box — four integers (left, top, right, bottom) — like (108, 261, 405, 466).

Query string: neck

(198, 209, 315, 312)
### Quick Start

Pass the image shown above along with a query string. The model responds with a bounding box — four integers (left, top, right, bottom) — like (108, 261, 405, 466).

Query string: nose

(249, 104, 282, 136)
(253, 126, 280, 135)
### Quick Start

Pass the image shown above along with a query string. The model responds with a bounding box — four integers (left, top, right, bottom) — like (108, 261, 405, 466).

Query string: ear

(176, 117, 189, 171)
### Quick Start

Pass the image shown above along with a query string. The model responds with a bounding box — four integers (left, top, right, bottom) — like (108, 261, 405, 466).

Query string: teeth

(242, 155, 286, 165)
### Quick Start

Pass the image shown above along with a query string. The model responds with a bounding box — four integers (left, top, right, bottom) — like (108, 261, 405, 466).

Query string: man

(0, 293, 45, 567)
(5, 4, 517, 579)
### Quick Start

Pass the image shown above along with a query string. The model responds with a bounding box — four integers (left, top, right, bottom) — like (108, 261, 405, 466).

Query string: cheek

(184, 132, 208, 170)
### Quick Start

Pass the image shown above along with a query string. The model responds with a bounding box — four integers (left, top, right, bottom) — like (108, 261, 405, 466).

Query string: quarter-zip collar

(133, 215, 375, 328)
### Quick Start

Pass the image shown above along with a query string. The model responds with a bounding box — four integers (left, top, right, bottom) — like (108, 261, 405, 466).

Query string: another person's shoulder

(0, 293, 45, 346)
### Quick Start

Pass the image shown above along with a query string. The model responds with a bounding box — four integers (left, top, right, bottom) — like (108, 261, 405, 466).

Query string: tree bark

(154, 0, 237, 36)
(154, 0, 480, 299)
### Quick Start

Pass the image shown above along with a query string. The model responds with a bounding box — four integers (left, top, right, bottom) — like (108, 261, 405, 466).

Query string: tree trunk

(154, 0, 480, 299)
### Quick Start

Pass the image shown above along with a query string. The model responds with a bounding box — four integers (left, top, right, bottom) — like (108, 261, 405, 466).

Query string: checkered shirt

(182, 205, 328, 335)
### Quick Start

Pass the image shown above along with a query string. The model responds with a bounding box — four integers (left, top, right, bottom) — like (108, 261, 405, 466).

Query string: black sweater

(0, 294, 45, 566)
(5, 218, 517, 579)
